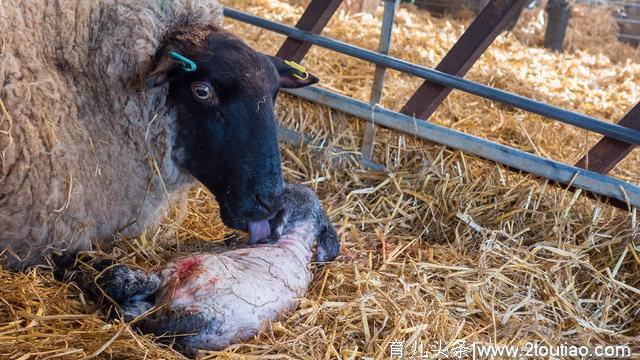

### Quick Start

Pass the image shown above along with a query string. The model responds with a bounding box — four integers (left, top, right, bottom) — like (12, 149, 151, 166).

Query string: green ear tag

(170, 51, 197, 72)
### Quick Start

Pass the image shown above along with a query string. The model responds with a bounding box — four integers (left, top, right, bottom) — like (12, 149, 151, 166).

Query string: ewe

(0, 1, 318, 268)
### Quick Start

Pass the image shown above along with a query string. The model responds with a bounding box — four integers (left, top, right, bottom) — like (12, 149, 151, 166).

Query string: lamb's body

(73, 184, 340, 353)
(147, 220, 316, 350)
(0, 1, 222, 267)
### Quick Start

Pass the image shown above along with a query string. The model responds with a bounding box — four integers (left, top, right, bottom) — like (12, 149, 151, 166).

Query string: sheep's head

(146, 24, 318, 244)
(263, 184, 341, 262)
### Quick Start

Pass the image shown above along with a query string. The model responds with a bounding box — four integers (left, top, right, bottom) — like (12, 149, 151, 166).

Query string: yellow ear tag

(283, 60, 309, 81)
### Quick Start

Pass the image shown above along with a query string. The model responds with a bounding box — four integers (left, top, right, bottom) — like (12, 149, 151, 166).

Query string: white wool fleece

(0, 1, 223, 268)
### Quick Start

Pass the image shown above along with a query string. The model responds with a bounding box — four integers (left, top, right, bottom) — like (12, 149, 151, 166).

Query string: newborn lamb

(61, 184, 339, 354)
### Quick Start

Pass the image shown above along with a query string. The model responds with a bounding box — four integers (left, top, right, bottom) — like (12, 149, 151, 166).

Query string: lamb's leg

(54, 253, 160, 318)
(53, 254, 119, 302)
(96, 265, 160, 304)
(92, 264, 161, 321)
(135, 310, 212, 356)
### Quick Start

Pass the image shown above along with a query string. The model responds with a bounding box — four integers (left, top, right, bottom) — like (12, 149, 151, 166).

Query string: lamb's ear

(268, 55, 319, 89)
(145, 51, 181, 88)
(316, 214, 340, 263)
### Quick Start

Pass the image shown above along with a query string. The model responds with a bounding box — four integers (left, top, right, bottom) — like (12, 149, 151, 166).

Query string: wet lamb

(69, 184, 340, 353)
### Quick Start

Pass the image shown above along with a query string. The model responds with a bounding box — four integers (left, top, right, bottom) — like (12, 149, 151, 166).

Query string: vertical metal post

(543, 0, 571, 52)
(361, 0, 399, 171)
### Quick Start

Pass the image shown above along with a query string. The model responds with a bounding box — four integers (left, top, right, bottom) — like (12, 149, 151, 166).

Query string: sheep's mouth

(247, 207, 286, 245)
(247, 219, 272, 244)
(217, 194, 281, 244)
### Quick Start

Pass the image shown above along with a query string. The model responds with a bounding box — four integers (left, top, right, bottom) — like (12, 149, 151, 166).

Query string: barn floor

(1, 0, 640, 358)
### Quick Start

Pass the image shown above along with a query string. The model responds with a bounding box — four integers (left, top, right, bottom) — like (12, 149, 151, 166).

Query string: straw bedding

(1, 0, 639, 358)
(513, 2, 640, 65)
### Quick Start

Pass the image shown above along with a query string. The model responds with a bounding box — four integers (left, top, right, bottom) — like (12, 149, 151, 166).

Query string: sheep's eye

(191, 82, 213, 101)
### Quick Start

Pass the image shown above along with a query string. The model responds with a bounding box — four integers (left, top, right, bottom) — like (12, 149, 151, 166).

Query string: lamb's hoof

(97, 266, 159, 304)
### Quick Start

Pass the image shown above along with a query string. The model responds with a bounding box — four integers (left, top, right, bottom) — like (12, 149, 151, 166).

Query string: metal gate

(576, 0, 640, 44)
(224, 0, 640, 209)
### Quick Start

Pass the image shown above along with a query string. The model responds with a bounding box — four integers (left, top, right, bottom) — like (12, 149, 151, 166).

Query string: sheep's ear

(268, 55, 319, 89)
(315, 215, 340, 263)
(145, 52, 181, 88)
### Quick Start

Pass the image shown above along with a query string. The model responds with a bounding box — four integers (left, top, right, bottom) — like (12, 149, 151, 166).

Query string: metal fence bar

(576, 102, 640, 174)
(401, 0, 529, 119)
(361, 0, 399, 170)
(575, 0, 640, 7)
(614, 17, 640, 25)
(224, 7, 640, 145)
(619, 33, 640, 41)
(609, 2, 640, 6)
(285, 86, 640, 208)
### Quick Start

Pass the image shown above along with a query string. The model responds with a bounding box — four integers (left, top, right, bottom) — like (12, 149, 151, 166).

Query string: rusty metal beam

(400, 0, 529, 119)
(275, 0, 343, 62)
(575, 102, 640, 174)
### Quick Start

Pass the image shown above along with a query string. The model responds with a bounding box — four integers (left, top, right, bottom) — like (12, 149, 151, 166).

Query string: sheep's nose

(255, 192, 282, 215)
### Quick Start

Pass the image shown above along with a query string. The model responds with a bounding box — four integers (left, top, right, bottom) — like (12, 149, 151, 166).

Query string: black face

(146, 25, 318, 242)
(263, 184, 341, 262)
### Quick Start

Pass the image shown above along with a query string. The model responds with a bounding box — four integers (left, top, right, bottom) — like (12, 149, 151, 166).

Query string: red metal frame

(400, 0, 530, 119)
(276, 0, 343, 62)
(575, 102, 640, 174)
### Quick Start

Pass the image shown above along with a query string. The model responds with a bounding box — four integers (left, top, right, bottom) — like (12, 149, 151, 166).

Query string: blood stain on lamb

(175, 256, 203, 281)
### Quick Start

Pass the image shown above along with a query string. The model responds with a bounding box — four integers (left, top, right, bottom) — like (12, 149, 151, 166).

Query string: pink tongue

(248, 220, 271, 243)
